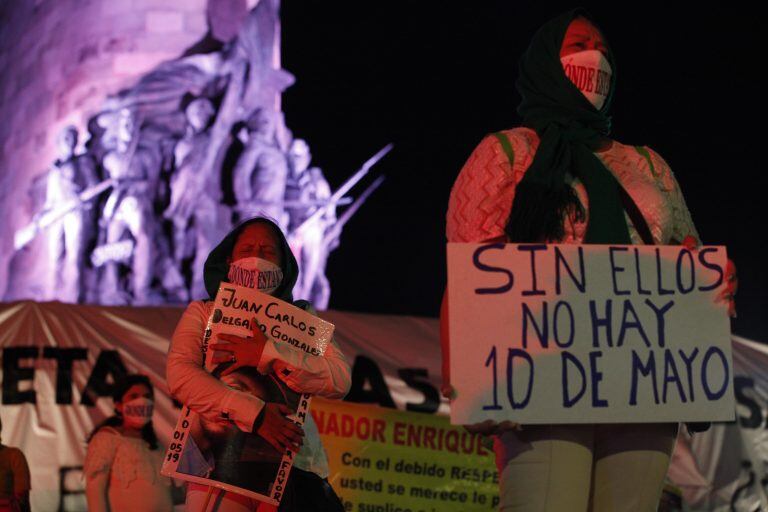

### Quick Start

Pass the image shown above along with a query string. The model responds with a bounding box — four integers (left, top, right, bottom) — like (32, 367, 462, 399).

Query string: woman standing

(442, 9, 736, 512)
(167, 217, 351, 511)
(84, 374, 172, 512)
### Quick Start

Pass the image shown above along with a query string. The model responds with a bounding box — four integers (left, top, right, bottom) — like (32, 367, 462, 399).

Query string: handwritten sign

(447, 243, 734, 425)
(161, 284, 334, 505)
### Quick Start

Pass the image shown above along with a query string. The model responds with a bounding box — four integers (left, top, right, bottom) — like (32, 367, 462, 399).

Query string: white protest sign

(162, 284, 334, 505)
(447, 243, 734, 425)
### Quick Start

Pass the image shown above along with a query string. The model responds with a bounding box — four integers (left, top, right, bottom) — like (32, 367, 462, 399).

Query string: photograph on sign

(161, 284, 333, 505)
(447, 243, 734, 425)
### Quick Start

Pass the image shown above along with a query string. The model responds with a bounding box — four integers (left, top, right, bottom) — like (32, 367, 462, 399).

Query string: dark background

(281, 2, 764, 340)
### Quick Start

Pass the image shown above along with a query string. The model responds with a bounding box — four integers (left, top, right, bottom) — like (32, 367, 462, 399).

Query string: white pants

(497, 423, 678, 512)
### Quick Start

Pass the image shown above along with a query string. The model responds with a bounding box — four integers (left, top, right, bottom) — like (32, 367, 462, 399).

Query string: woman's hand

(255, 403, 304, 452)
(719, 259, 738, 318)
(681, 235, 737, 317)
(212, 318, 269, 376)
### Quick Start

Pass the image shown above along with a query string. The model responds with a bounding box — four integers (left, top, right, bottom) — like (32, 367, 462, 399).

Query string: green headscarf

(506, 8, 631, 244)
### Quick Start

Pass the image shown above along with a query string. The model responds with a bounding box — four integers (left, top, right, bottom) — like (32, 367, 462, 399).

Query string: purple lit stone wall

(0, 0, 217, 299)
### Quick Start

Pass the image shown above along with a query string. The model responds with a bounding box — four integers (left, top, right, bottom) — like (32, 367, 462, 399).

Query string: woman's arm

(643, 147, 701, 246)
(84, 430, 117, 512)
(445, 133, 514, 388)
(260, 303, 351, 398)
(443, 133, 523, 394)
(214, 303, 352, 398)
(446, 131, 527, 244)
(264, 333, 352, 398)
(166, 301, 265, 432)
(85, 471, 111, 512)
(444, 132, 524, 431)
(645, 147, 736, 315)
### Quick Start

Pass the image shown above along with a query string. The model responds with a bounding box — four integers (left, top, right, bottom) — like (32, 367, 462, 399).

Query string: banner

(668, 336, 768, 511)
(313, 398, 498, 512)
(447, 243, 734, 424)
(1, 300, 763, 511)
(0, 301, 451, 511)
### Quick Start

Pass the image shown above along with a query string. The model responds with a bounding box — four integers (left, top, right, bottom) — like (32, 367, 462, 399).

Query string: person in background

(84, 374, 173, 512)
(442, 9, 737, 512)
(0, 415, 31, 512)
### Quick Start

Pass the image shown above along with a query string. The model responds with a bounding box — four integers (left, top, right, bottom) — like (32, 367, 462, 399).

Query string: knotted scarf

(506, 8, 630, 244)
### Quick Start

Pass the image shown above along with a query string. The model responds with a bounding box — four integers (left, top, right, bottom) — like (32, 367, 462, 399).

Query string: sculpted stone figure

(285, 139, 313, 229)
(165, 97, 231, 299)
(43, 126, 99, 302)
(286, 139, 335, 309)
(98, 108, 157, 305)
(232, 108, 289, 229)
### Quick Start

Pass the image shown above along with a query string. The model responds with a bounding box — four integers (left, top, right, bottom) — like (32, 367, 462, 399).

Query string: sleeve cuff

(221, 390, 265, 433)
(251, 406, 266, 433)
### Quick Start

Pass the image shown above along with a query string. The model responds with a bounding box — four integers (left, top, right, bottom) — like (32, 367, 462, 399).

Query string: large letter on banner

(447, 243, 734, 425)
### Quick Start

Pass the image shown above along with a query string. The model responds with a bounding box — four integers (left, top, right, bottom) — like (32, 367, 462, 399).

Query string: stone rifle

(322, 175, 385, 248)
(290, 143, 393, 239)
(13, 179, 115, 250)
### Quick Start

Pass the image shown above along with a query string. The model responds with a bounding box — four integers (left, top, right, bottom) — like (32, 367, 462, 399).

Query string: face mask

(228, 257, 284, 295)
(560, 50, 612, 110)
(122, 397, 154, 429)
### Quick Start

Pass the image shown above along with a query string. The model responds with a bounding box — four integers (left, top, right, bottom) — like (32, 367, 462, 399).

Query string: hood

(203, 217, 299, 302)
(516, 7, 616, 123)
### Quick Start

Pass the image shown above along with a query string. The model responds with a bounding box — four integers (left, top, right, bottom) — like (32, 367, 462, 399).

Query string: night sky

(280, 2, 765, 341)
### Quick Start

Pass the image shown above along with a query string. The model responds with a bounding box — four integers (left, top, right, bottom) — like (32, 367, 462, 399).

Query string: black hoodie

(203, 217, 300, 304)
